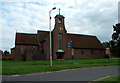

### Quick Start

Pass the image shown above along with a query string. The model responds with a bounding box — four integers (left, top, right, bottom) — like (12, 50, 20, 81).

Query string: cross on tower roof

(59, 8, 60, 15)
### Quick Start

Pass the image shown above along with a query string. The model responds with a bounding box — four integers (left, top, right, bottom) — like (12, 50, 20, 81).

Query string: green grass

(95, 75, 120, 83)
(2, 59, 119, 75)
(100, 75, 119, 81)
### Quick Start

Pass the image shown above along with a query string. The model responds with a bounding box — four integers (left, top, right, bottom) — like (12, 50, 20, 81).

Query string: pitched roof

(37, 30, 49, 42)
(11, 47, 15, 50)
(15, 31, 104, 49)
(68, 33, 105, 49)
(15, 33, 38, 45)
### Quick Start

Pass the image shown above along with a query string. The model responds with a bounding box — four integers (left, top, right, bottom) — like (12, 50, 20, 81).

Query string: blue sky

(0, 0, 119, 52)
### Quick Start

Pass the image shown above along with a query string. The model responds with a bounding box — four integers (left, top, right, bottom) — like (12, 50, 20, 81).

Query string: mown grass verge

(2, 58, 119, 75)
(95, 75, 120, 83)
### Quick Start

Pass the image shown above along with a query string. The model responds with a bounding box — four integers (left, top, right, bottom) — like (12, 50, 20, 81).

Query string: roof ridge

(37, 30, 49, 32)
(67, 33, 96, 37)
(16, 32, 37, 35)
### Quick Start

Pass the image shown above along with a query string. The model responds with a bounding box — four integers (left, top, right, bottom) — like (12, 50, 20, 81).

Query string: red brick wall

(2, 54, 12, 60)
(11, 49, 14, 56)
(74, 49, 105, 59)
(14, 45, 41, 61)
(15, 45, 22, 61)
(44, 36, 50, 60)
(64, 35, 72, 59)
(25, 51, 33, 61)
(11, 49, 15, 60)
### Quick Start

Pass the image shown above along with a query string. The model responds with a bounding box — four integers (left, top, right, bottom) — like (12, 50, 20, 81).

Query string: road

(2, 66, 119, 82)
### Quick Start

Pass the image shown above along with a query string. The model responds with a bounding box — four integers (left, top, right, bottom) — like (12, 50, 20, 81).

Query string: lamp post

(49, 7, 56, 67)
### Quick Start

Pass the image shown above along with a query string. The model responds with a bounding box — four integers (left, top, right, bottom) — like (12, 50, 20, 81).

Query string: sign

(67, 42, 71, 47)
(67, 42, 71, 45)
(67, 45, 71, 47)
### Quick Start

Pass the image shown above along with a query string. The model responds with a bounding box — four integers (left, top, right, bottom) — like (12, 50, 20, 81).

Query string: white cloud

(0, 0, 119, 52)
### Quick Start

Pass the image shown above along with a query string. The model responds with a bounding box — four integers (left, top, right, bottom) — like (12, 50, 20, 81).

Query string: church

(11, 12, 105, 61)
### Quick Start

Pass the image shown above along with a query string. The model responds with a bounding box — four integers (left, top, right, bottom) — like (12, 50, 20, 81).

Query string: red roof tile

(15, 33, 38, 45)
(15, 31, 105, 49)
(68, 33, 105, 49)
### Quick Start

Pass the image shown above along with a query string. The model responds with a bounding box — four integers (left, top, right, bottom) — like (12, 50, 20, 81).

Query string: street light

(49, 7, 56, 67)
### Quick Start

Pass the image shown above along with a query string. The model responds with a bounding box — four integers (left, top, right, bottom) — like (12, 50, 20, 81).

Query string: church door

(57, 52, 63, 59)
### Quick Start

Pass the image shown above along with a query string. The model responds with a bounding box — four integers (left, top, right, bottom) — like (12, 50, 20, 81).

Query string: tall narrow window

(58, 34, 62, 49)
(81, 49, 84, 55)
(91, 50, 93, 55)
(21, 45, 24, 54)
(39, 42, 43, 51)
(33, 46, 36, 50)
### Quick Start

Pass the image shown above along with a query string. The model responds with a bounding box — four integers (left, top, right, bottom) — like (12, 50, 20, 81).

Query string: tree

(4, 50, 9, 55)
(111, 23, 120, 57)
(102, 41, 110, 48)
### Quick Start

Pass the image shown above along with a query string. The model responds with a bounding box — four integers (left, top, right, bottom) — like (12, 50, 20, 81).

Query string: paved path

(2, 66, 119, 81)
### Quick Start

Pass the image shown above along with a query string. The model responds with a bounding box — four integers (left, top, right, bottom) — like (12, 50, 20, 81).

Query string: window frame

(91, 49, 94, 55)
(81, 49, 84, 55)
(33, 46, 36, 50)
(58, 34, 62, 49)
(21, 45, 24, 54)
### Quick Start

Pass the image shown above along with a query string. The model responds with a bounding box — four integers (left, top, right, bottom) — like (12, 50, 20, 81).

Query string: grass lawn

(95, 75, 120, 83)
(2, 58, 119, 75)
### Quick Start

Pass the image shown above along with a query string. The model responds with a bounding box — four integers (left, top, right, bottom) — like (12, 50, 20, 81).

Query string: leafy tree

(102, 41, 110, 48)
(110, 23, 120, 57)
(4, 50, 9, 55)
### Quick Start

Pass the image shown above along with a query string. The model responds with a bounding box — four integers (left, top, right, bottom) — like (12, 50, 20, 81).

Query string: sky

(0, 0, 119, 52)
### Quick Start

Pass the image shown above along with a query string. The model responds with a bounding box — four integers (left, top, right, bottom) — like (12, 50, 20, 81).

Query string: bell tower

(52, 9, 70, 60)
(53, 9, 67, 32)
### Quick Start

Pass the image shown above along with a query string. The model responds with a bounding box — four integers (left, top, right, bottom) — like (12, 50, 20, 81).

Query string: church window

(21, 45, 24, 54)
(33, 46, 36, 50)
(81, 49, 84, 55)
(91, 49, 94, 55)
(58, 34, 62, 49)
(39, 43, 43, 51)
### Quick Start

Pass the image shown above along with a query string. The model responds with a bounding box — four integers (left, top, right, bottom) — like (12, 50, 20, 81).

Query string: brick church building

(11, 13, 105, 61)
